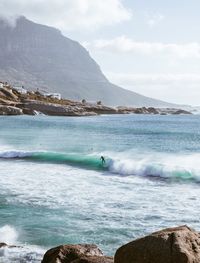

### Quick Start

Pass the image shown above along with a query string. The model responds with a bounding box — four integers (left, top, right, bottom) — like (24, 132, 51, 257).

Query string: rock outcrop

(115, 225, 200, 263)
(0, 105, 23, 115)
(117, 107, 159, 114)
(171, 109, 192, 115)
(41, 244, 113, 263)
(18, 100, 119, 116)
(117, 106, 191, 115)
(18, 100, 97, 116)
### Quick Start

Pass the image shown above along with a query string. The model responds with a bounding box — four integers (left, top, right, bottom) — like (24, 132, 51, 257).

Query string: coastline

(0, 82, 191, 117)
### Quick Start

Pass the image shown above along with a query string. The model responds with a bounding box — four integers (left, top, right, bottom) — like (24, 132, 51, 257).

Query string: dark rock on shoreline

(83, 104, 117, 115)
(0, 242, 21, 249)
(115, 225, 200, 263)
(171, 109, 192, 115)
(0, 243, 7, 248)
(41, 244, 113, 263)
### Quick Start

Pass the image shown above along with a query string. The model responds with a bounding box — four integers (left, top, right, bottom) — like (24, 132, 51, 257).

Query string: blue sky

(1, 0, 200, 105)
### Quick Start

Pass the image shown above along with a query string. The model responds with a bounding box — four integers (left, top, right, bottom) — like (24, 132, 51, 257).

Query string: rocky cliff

(0, 16, 176, 107)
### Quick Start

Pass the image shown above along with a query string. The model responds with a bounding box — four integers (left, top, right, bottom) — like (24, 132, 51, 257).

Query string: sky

(0, 0, 200, 105)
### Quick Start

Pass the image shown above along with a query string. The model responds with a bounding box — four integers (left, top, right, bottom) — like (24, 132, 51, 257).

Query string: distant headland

(0, 81, 192, 116)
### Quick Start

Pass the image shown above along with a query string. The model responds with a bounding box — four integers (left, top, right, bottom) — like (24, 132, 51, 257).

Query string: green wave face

(0, 151, 199, 182)
(26, 152, 108, 171)
(172, 170, 193, 180)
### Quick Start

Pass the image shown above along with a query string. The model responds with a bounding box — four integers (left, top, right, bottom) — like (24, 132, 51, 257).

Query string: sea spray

(0, 225, 45, 262)
(0, 225, 18, 244)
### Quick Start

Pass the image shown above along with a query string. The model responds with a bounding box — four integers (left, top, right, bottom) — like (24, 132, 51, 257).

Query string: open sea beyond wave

(0, 114, 200, 262)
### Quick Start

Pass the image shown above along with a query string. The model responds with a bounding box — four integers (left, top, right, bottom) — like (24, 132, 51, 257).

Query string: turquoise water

(0, 114, 200, 261)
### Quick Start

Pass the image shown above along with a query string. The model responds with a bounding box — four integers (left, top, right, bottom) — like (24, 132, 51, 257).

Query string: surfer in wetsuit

(100, 156, 105, 165)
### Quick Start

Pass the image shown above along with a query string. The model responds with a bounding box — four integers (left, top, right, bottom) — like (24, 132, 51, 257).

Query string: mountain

(0, 16, 175, 107)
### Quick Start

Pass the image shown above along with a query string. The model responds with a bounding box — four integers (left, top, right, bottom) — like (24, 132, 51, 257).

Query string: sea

(0, 114, 200, 262)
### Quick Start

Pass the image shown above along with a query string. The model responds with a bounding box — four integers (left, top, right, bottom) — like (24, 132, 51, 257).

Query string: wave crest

(0, 150, 199, 181)
(0, 151, 32, 158)
(108, 158, 195, 180)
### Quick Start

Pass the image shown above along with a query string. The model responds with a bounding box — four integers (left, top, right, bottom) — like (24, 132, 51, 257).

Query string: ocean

(0, 114, 200, 262)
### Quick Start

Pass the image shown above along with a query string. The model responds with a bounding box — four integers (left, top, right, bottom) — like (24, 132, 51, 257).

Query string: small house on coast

(43, 93, 61, 100)
(13, 86, 28, 95)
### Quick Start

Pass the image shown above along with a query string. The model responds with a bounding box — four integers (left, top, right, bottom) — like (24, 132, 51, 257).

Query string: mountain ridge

(0, 16, 177, 107)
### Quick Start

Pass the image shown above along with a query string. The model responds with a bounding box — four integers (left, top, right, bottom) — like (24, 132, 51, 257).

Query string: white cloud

(84, 36, 200, 58)
(0, 0, 132, 31)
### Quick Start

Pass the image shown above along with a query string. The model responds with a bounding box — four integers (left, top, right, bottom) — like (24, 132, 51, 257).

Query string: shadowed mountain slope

(0, 17, 176, 107)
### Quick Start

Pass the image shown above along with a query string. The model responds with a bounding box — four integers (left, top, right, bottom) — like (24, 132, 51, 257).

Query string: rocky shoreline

(0, 82, 191, 116)
(1, 225, 200, 262)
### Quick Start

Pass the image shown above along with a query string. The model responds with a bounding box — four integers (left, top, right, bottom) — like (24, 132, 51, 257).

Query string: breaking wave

(0, 150, 200, 181)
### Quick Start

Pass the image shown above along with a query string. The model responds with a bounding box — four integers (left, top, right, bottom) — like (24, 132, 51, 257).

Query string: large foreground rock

(115, 225, 200, 263)
(42, 244, 113, 263)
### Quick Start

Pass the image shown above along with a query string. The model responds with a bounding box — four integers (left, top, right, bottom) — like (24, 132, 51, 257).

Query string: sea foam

(104, 151, 200, 181)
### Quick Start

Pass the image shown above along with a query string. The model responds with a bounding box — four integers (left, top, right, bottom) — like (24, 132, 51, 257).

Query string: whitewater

(0, 114, 200, 262)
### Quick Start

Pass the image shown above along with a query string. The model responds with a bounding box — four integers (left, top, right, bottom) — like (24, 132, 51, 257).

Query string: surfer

(100, 156, 105, 165)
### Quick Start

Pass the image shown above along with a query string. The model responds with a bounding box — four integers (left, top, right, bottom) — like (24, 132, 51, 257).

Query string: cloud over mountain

(0, 0, 132, 30)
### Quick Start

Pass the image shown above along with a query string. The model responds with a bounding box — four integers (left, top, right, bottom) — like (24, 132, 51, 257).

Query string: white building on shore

(43, 93, 61, 100)
(13, 86, 28, 94)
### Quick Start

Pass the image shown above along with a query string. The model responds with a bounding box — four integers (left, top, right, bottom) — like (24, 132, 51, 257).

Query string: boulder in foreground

(115, 225, 200, 263)
(42, 244, 113, 263)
